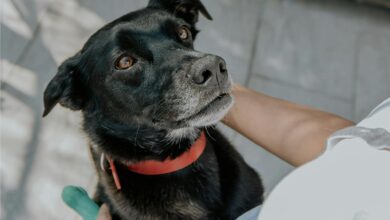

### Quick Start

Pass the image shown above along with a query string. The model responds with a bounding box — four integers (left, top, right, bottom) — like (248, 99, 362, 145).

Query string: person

(63, 84, 390, 220)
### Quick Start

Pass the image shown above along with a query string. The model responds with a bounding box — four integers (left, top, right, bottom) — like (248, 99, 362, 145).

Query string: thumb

(97, 204, 112, 220)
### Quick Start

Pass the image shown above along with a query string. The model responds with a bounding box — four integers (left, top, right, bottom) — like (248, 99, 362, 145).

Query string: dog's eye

(178, 26, 190, 41)
(116, 56, 135, 70)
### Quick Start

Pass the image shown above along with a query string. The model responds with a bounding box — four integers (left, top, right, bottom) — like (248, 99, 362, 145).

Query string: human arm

(223, 84, 354, 166)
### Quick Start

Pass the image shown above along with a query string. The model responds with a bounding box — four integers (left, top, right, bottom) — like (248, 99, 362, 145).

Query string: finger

(97, 204, 112, 220)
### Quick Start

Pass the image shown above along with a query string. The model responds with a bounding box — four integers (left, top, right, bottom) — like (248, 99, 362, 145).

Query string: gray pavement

(1, 0, 389, 219)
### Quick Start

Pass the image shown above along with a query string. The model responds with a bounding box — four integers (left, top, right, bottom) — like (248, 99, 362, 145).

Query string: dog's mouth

(193, 93, 231, 117)
(176, 92, 233, 127)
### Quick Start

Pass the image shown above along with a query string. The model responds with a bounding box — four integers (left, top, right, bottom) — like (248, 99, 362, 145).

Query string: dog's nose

(188, 55, 227, 86)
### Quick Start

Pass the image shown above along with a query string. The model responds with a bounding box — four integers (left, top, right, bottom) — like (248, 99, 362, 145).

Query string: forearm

(223, 84, 354, 166)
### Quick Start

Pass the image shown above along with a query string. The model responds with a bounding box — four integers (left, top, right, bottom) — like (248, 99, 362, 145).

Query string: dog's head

(43, 0, 233, 141)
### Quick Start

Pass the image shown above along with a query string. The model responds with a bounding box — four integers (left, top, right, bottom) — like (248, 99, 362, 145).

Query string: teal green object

(62, 185, 100, 220)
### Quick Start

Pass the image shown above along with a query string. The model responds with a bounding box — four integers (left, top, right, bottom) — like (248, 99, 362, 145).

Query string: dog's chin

(186, 93, 233, 127)
(151, 93, 233, 142)
(166, 94, 233, 138)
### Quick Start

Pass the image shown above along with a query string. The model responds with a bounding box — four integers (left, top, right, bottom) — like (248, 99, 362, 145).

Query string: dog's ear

(148, 0, 212, 25)
(42, 52, 86, 117)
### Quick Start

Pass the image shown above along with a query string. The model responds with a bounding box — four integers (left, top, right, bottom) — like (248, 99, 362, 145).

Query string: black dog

(43, 0, 263, 219)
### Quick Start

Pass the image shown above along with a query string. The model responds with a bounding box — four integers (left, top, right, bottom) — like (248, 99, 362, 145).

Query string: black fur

(43, 0, 263, 219)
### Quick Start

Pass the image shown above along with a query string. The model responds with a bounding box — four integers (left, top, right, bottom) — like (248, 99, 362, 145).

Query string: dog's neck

(102, 131, 207, 190)
(84, 115, 203, 162)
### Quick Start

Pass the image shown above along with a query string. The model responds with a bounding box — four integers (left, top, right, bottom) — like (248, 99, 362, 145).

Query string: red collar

(106, 131, 206, 190)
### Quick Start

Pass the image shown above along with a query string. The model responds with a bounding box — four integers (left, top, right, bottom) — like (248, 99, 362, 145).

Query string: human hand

(96, 204, 112, 220)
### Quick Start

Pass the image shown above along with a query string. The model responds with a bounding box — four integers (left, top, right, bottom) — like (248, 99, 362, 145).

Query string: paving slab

(354, 32, 390, 120)
(252, 0, 390, 101)
(1, 0, 33, 68)
(78, 0, 146, 22)
(1, 0, 55, 69)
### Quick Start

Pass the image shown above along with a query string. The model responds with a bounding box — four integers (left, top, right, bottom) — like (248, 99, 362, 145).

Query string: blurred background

(1, 0, 390, 219)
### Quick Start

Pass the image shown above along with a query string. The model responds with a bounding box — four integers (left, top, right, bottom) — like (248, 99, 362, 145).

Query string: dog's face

(43, 0, 232, 139)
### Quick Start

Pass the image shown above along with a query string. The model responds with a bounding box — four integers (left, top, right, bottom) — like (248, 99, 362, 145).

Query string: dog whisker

(205, 127, 216, 141)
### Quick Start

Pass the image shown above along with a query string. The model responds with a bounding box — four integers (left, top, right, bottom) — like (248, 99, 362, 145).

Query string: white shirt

(257, 98, 390, 220)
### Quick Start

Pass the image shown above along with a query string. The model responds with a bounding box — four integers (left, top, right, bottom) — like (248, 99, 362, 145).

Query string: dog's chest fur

(103, 178, 208, 220)
(90, 141, 223, 220)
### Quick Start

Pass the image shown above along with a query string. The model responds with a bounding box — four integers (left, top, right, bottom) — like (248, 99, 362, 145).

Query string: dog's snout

(189, 55, 227, 86)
